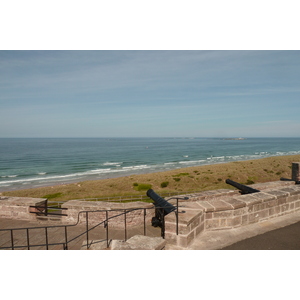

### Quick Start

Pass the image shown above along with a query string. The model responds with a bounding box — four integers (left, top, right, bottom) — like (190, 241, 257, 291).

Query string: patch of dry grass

(3, 155, 300, 202)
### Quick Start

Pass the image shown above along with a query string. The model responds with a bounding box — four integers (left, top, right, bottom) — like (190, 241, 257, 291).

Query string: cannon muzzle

(146, 189, 176, 215)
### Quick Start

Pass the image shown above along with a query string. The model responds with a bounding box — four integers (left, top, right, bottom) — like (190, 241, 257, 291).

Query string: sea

(1, 137, 300, 192)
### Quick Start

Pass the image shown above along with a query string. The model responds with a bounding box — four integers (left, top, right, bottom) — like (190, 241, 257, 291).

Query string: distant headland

(223, 138, 246, 140)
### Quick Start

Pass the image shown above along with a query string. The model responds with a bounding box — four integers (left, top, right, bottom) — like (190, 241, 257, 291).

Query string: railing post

(45, 227, 48, 250)
(143, 208, 146, 236)
(292, 162, 300, 183)
(160, 209, 165, 239)
(176, 198, 179, 235)
(124, 209, 127, 241)
(45, 200, 48, 216)
(11, 230, 14, 250)
(26, 228, 30, 250)
(64, 226, 68, 250)
(86, 212, 89, 250)
(105, 211, 109, 248)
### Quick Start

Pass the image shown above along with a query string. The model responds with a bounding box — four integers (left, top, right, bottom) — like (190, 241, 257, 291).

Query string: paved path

(221, 220, 300, 250)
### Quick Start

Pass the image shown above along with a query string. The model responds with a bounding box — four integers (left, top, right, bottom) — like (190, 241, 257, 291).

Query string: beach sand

(2, 154, 300, 202)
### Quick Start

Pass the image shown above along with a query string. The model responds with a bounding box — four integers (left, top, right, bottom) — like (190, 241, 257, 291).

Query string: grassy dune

(2, 155, 300, 202)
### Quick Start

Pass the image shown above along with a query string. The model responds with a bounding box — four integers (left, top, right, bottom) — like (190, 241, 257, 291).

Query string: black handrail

(0, 204, 178, 250)
(29, 205, 68, 216)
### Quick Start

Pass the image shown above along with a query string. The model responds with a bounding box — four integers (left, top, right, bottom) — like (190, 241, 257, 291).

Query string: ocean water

(1, 137, 300, 192)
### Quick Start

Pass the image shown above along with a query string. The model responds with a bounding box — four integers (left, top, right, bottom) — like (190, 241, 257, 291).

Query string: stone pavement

(0, 218, 161, 250)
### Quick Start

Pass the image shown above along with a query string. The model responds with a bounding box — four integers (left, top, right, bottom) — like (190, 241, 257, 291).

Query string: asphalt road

(221, 220, 300, 250)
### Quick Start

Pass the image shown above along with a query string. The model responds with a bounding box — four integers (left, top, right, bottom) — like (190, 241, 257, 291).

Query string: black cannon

(146, 189, 176, 228)
(225, 179, 260, 195)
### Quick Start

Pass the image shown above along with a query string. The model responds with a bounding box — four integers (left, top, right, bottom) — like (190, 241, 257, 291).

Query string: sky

(1, 50, 300, 138)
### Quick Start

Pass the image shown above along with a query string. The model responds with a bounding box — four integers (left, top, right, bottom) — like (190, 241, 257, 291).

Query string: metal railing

(0, 202, 181, 250)
(29, 205, 68, 217)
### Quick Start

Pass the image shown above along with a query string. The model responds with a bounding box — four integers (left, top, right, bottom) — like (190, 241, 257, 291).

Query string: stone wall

(61, 200, 155, 228)
(164, 181, 300, 248)
(2, 180, 300, 249)
(0, 197, 47, 221)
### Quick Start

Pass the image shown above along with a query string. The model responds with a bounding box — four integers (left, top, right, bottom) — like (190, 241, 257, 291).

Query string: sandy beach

(2, 154, 300, 202)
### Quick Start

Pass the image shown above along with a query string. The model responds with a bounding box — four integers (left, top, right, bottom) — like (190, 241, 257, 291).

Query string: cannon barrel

(146, 189, 176, 215)
(225, 179, 260, 194)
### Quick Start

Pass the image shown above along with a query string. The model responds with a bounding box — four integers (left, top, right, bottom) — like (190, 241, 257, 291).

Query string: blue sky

(1, 50, 300, 138)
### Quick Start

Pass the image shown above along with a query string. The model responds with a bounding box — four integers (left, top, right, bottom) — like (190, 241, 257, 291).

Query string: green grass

(172, 172, 190, 177)
(43, 192, 63, 199)
(160, 181, 169, 188)
(3, 154, 300, 202)
(133, 183, 152, 191)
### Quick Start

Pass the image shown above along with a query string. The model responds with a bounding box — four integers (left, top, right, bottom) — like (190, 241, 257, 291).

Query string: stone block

(253, 192, 276, 203)
(164, 221, 176, 232)
(125, 235, 166, 250)
(249, 213, 260, 223)
(164, 232, 177, 245)
(278, 197, 288, 205)
(208, 200, 233, 211)
(264, 199, 278, 208)
(110, 240, 133, 250)
(233, 194, 261, 206)
(233, 207, 247, 216)
(269, 207, 277, 217)
(174, 210, 203, 226)
(219, 219, 227, 228)
(190, 215, 201, 231)
(241, 215, 248, 225)
(280, 204, 290, 213)
(196, 201, 215, 212)
(253, 203, 263, 212)
(213, 210, 233, 218)
(195, 222, 205, 236)
(178, 230, 195, 248)
(206, 212, 213, 219)
(222, 198, 246, 209)
(248, 205, 255, 213)
(81, 240, 110, 250)
(180, 202, 204, 211)
(287, 195, 300, 203)
(266, 190, 289, 200)
(280, 187, 300, 196)
(258, 209, 269, 220)
(227, 216, 242, 227)
(110, 235, 166, 250)
(205, 219, 219, 230)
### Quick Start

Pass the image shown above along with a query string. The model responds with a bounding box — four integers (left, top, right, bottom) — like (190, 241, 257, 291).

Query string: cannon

(146, 189, 176, 228)
(225, 179, 260, 195)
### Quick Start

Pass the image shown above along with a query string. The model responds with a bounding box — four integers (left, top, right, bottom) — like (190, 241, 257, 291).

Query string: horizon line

(0, 136, 300, 139)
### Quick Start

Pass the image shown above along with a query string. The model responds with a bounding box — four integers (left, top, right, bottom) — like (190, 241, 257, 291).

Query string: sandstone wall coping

(62, 200, 153, 211)
(169, 189, 238, 202)
(0, 197, 47, 206)
(250, 180, 295, 190)
(194, 186, 299, 214)
(280, 186, 300, 195)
